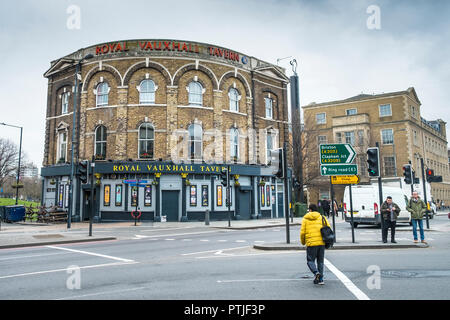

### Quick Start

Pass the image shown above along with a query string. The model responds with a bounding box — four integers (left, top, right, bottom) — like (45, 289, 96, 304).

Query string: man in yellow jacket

(300, 204, 331, 285)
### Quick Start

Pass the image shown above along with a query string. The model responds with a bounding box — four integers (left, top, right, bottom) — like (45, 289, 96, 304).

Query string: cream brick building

(302, 87, 450, 205)
(41, 39, 292, 222)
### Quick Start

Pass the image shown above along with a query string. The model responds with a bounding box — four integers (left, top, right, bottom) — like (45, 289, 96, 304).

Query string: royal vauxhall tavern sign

(92, 40, 249, 65)
(319, 144, 357, 176)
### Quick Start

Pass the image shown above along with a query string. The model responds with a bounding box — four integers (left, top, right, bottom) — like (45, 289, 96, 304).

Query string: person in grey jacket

(406, 191, 427, 244)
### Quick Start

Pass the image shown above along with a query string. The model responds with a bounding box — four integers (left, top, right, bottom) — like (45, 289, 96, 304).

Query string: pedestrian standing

(333, 199, 338, 217)
(300, 204, 331, 285)
(406, 191, 427, 244)
(381, 196, 400, 243)
(322, 199, 330, 218)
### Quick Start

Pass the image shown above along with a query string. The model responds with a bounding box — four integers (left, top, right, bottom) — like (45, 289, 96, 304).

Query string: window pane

(189, 82, 203, 105)
(384, 156, 396, 176)
(379, 104, 392, 116)
(140, 80, 155, 104)
(265, 98, 273, 118)
(229, 88, 239, 111)
(346, 109, 357, 115)
(382, 129, 393, 144)
(316, 113, 326, 124)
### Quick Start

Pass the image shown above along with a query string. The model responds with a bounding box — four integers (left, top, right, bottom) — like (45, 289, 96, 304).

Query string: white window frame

(94, 125, 107, 159)
(230, 128, 239, 160)
(96, 82, 110, 107)
(188, 124, 203, 160)
(265, 97, 273, 119)
(58, 131, 67, 162)
(318, 135, 327, 144)
(344, 131, 355, 145)
(381, 128, 394, 145)
(188, 81, 203, 106)
(379, 104, 392, 117)
(138, 123, 155, 159)
(228, 88, 240, 112)
(316, 112, 326, 124)
(138, 79, 157, 105)
(61, 92, 69, 114)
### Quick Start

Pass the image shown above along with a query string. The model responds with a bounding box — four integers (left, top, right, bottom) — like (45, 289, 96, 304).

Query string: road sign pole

(349, 184, 355, 243)
(329, 176, 336, 243)
(89, 155, 94, 237)
(420, 158, 430, 229)
(376, 142, 384, 242)
(283, 143, 290, 244)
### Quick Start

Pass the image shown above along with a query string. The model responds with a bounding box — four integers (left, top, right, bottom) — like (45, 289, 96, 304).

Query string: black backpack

(320, 215, 334, 249)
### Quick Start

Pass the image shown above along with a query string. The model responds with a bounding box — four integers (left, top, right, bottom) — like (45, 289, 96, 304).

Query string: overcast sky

(0, 0, 449, 170)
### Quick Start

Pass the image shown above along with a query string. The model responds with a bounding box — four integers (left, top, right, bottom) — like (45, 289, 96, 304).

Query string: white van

(343, 185, 411, 227)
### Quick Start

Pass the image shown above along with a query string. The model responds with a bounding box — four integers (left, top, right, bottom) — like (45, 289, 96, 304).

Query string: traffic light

(412, 170, 420, 184)
(220, 167, 229, 187)
(79, 160, 89, 184)
(269, 148, 284, 178)
(403, 164, 412, 184)
(425, 169, 442, 182)
(366, 147, 380, 177)
(426, 169, 434, 182)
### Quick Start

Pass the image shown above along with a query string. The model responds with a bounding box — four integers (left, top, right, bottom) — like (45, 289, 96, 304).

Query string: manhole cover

(381, 270, 419, 278)
(32, 234, 64, 239)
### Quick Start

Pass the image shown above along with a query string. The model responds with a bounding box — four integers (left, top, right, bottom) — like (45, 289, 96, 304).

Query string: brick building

(302, 87, 450, 205)
(41, 39, 292, 222)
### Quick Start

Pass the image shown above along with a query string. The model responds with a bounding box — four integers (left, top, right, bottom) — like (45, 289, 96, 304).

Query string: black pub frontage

(41, 161, 292, 222)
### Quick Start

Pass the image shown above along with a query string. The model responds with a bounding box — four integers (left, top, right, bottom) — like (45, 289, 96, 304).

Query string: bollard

(205, 209, 210, 226)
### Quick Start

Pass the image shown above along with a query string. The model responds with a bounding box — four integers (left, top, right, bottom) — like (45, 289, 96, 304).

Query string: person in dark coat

(381, 196, 401, 243)
(321, 199, 330, 218)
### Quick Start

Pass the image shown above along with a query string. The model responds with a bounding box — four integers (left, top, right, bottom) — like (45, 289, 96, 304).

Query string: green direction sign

(320, 164, 358, 176)
(320, 144, 356, 164)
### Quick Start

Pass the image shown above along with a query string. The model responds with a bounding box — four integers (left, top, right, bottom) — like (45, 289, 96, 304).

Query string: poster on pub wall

(58, 184, 64, 208)
(104, 185, 111, 207)
(144, 185, 152, 206)
(131, 186, 138, 207)
(64, 184, 70, 208)
(217, 185, 223, 206)
(202, 185, 208, 206)
(266, 185, 270, 206)
(115, 185, 122, 207)
(190, 185, 197, 206)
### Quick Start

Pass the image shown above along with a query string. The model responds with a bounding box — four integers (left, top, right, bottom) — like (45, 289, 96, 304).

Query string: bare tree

(0, 138, 19, 188)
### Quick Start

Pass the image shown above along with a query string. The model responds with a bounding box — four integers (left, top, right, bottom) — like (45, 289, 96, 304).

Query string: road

(0, 214, 449, 301)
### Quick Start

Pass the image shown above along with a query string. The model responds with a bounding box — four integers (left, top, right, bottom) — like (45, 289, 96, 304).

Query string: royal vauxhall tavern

(41, 39, 293, 222)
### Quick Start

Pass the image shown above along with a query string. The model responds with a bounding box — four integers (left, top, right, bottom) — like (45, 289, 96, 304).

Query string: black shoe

(313, 273, 321, 284)
(383, 240, 387, 243)
(391, 240, 397, 243)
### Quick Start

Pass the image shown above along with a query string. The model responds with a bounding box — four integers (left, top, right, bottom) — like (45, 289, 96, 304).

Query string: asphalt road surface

(0, 215, 449, 300)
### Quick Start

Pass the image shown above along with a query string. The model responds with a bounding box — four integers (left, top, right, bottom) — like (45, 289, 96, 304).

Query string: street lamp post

(67, 54, 94, 229)
(0, 123, 23, 205)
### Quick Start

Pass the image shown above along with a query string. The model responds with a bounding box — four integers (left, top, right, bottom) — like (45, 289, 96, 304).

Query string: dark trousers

(382, 220, 396, 242)
(306, 245, 325, 276)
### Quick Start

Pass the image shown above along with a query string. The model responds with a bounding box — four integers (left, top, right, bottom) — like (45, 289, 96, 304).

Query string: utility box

(4, 205, 25, 222)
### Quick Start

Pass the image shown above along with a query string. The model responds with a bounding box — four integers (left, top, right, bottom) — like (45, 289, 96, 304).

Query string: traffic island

(253, 241, 429, 251)
(0, 234, 117, 250)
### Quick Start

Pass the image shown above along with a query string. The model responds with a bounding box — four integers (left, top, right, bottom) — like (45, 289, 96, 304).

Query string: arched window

(229, 88, 239, 112)
(230, 128, 239, 160)
(188, 124, 202, 160)
(139, 123, 154, 159)
(265, 97, 273, 119)
(266, 131, 274, 164)
(96, 82, 109, 107)
(62, 92, 69, 114)
(188, 81, 203, 106)
(139, 79, 156, 104)
(95, 126, 107, 159)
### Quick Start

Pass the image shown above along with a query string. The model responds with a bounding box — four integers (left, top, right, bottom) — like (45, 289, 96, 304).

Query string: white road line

(182, 245, 250, 256)
(133, 230, 228, 239)
(200, 239, 210, 242)
(182, 239, 192, 241)
(46, 246, 135, 263)
(196, 251, 298, 259)
(141, 226, 196, 232)
(164, 239, 175, 241)
(0, 261, 137, 280)
(324, 258, 370, 300)
(217, 240, 227, 242)
(217, 278, 339, 283)
(55, 286, 146, 300)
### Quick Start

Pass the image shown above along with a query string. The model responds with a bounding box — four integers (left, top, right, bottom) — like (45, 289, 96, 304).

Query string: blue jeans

(411, 219, 425, 241)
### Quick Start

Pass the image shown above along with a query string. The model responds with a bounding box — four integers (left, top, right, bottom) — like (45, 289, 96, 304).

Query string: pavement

(0, 213, 447, 250)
